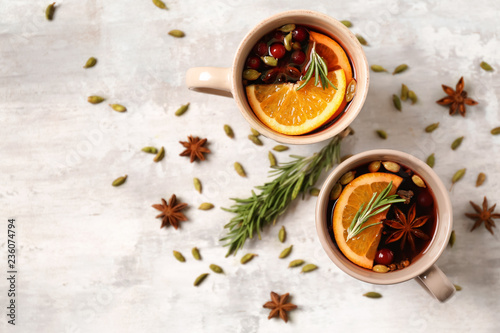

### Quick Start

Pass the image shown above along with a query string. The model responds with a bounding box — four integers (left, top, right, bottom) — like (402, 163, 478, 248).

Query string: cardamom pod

(284, 32, 293, 51)
(408, 90, 418, 104)
(250, 128, 260, 136)
(173, 250, 185, 262)
(490, 127, 500, 135)
(240, 253, 257, 264)
(209, 264, 224, 274)
(480, 61, 493, 71)
(87, 95, 105, 104)
(345, 78, 357, 102)
(412, 175, 426, 188)
(268, 151, 277, 167)
(376, 130, 387, 139)
(476, 172, 486, 187)
(340, 171, 356, 185)
(224, 124, 234, 138)
(426, 153, 435, 168)
(451, 136, 464, 150)
(46, 2, 56, 20)
(112, 175, 127, 187)
(452, 168, 466, 184)
(309, 188, 320, 196)
(279, 24, 296, 32)
(392, 94, 402, 111)
(175, 103, 190, 116)
(142, 146, 158, 154)
(273, 145, 289, 152)
(340, 154, 353, 162)
(193, 273, 208, 286)
(340, 20, 352, 27)
(449, 230, 456, 248)
(154, 146, 165, 162)
(193, 177, 202, 193)
(234, 162, 246, 177)
(192, 247, 201, 260)
(288, 259, 305, 268)
(168, 30, 185, 38)
(356, 34, 368, 46)
(363, 292, 382, 298)
(83, 57, 97, 68)
(152, 0, 167, 9)
(368, 161, 381, 173)
(393, 64, 408, 75)
(372, 265, 389, 273)
(261, 56, 277, 66)
(198, 202, 214, 210)
(278, 226, 286, 243)
(279, 245, 293, 259)
(383, 161, 400, 173)
(301, 263, 318, 273)
(109, 104, 127, 112)
(454, 284, 462, 291)
(371, 65, 387, 72)
(401, 84, 409, 101)
(330, 183, 342, 200)
(248, 134, 263, 146)
(425, 122, 439, 133)
(243, 69, 261, 80)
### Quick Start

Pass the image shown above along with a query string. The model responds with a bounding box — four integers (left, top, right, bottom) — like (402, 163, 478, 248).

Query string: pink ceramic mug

(315, 149, 456, 302)
(186, 10, 369, 144)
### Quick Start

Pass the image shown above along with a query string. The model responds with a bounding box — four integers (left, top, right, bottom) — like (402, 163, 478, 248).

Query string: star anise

(465, 196, 499, 235)
(384, 204, 430, 253)
(152, 194, 188, 229)
(436, 77, 478, 117)
(263, 291, 297, 323)
(179, 136, 211, 162)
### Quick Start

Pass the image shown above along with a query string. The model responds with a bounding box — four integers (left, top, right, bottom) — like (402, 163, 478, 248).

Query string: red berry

(291, 50, 306, 65)
(269, 43, 286, 59)
(273, 31, 285, 42)
(246, 56, 261, 69)
(292, 26, 308, 42)
(417, 191, 434, 208)
(254, 41, 268, 57)
(375, 248, 394, 265)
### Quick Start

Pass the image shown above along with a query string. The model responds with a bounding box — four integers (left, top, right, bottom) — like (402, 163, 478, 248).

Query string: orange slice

(246, 68, 346, 135)
(333, 173, 403, 269)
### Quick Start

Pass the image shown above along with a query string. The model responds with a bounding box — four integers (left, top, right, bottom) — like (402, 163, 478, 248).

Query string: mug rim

(315, 149, 453, 285)
(231, 10, 370, 145)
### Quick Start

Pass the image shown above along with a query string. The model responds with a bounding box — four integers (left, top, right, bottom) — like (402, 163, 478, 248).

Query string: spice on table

(169, 30, 185, 38)
(401, 84, 409, 101)
(393, 64, 408, 75)
(152, 194, 188, 229)
(173, 250, 185, 262)
(436, 77, 478, 117)
(451, 168, 466, 187)
(88, 96, 105, 104)
(454, 284, 462, 291)
(301, 263, 318, 273)
(363, 292, 382, 298)
(278, 226, 286, 243)
(309, 188, 320, 196)
(279, 245, 293, 259)
(476, 172, 486, 187)
(109, 104, 127, 112)
(192, 247, 201, 260)
(251, 128, 260, 136)
(234, 162, 246, 177)
(142, 146, 158, 154)
(209, 264, 224, 274)
(175, 103, 189, 116)
(263, 292, 297, 323)
(376, 130, 387, 139)
(268, 151, 277, 167)
(112, 175, 127, 187)
(83, 57, 97, 68)
(152, 0, 168, 9)
(408, 90, 418, 104)
(273, 145, 289, 152)
(198, 203, 214, 210)
(491, 127, 500, 135)
(288, 259, 305, 268)
(341, 20, 352, 27)
(153, 146, 165, 162)
(392, 94, 402, 111)
(451, 136, 464, 150)
(194, 273, 209, 286)
(465, 197, 499, 235)
(426, 153, 435, 168)
(179, 136, 211, 162)
(224, 124, 234, 138)
(449, 230, 456, 247)
(46, 2, 56, 20)
(193, 177, 202, 193)
(356, 34, 368, 45)
(248, 134, 263, 146)
(425, 122, 439, 133)
(240, 253, 257, 264)
(371, 65, 387, 72)
(480, 61, 493, 71)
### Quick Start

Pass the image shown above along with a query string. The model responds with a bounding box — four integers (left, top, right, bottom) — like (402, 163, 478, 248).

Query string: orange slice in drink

(246, 68, 346, 135)
(333, 173, 403, 269)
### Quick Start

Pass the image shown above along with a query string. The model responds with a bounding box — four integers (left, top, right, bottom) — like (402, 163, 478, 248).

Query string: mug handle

(415, 264, 455, 302)
(186, 67, 232, 97)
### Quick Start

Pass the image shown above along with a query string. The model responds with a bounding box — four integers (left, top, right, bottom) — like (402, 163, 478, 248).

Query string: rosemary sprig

(221, 130, 350, 256)
(346, 181, 405, 241)
(296, 42, 337, 91)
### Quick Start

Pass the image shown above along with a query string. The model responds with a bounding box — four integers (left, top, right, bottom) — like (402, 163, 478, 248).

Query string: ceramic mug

(185, 10, 369, 145)
(315, 149, 456, 302)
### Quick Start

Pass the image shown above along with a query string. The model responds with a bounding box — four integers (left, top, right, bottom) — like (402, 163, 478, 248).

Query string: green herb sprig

(296, 42, 337, 91)
(221, 130, 349, 256)
(346, 181, 405, 241)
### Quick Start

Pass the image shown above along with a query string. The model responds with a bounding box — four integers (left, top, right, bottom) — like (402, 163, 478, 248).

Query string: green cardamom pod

(412, 175, 426, 188)
(425, 122, 439, 133)
(251, 128, 260, 136)
(173, 250, 185, 262)
(393, 64, 408, 75)
(175, 103, 190, 116)
(356, 34, 368, 46)
(401, 84, 409, 101)
(372, 265, 389, 273)
(224, 124, 234, 138)
(370, 65, 387, 72)
(340, 154, 353, 163)
(392, 94, 402, 111)
(273, 145, 289, 152)
(209, 264, 224, 274)
(278, 226, 286, 243)
(192, 247, 201, 260)
(368, 161, 381, 173)
(112, 175, 127, 187)
(243, 69, 261, 81)
(168, 29, 185, 38)
(83, 57, 97, 68)
(240, 253, 257, 264)
(248, 134, 263, 146)
(330, 183, 342, 200)
(340, 171, 356, 185)
(490, 127, 500, 135)
(87, 95, 105, 104)
(261, 56, 278, 67)
(309, 188, 320, 196)
(288, 259, 305, 268)
(454, 284, 462, 291)
(153, 146, 165, 162)
(376, 130, 387, 140)
(279, 245, 293, 259)
(193, 177, 202, 193)
(451, 136, 464, 150)
(284, 32, 293, 51)
(301, 263, 318, 273)
(193, 273, 208, 286)
(363, 292, 382, 298)
(268, 151, 277, 167)
(383, 161, 400, 173)
(345, 78, 357, 102)
(291, 174, 304, 200)
(341, 20, 352, 27)
(142, 146, 158, 154)
(449, 230, 456, 248)
(46, 2, 56, 20)
(198, 202, 214, 210)
(452, 168, 466, 184)
(476, 172, 486, 187)
(279, 24, 296, 32)
(152, 0, 168, 10)
(480, 61, 493, 71)
(109, 104, 127, 112)
(408, 90, 418, 104)
(234, 162, 246, 177)
(426, 153, 435, 168)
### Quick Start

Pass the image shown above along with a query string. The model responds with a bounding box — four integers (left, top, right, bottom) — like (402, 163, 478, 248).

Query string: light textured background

(1, 0, 499, 332)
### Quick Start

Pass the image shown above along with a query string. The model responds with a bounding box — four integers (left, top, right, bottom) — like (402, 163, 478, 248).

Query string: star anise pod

(384, 204, 430, 253)
(179, 136, 211, 162)
(263, 291, 297, 323)
(436, 77, 478, 117)
(465, 196, 499, 235)
(152, 194, 188, 229)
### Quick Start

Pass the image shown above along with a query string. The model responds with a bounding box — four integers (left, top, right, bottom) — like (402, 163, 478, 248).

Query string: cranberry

(273, 31, 285, 42)
(375, 248, 394, 266)
(285, 66, 301, 80)
(292, 26, 308, 42)
(246, 56, 261, 69)
(291, 50, 306, 65)
(254, 41, 268, 57)
(417, 191, 434, 208)
(269, 43, 286, 59)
